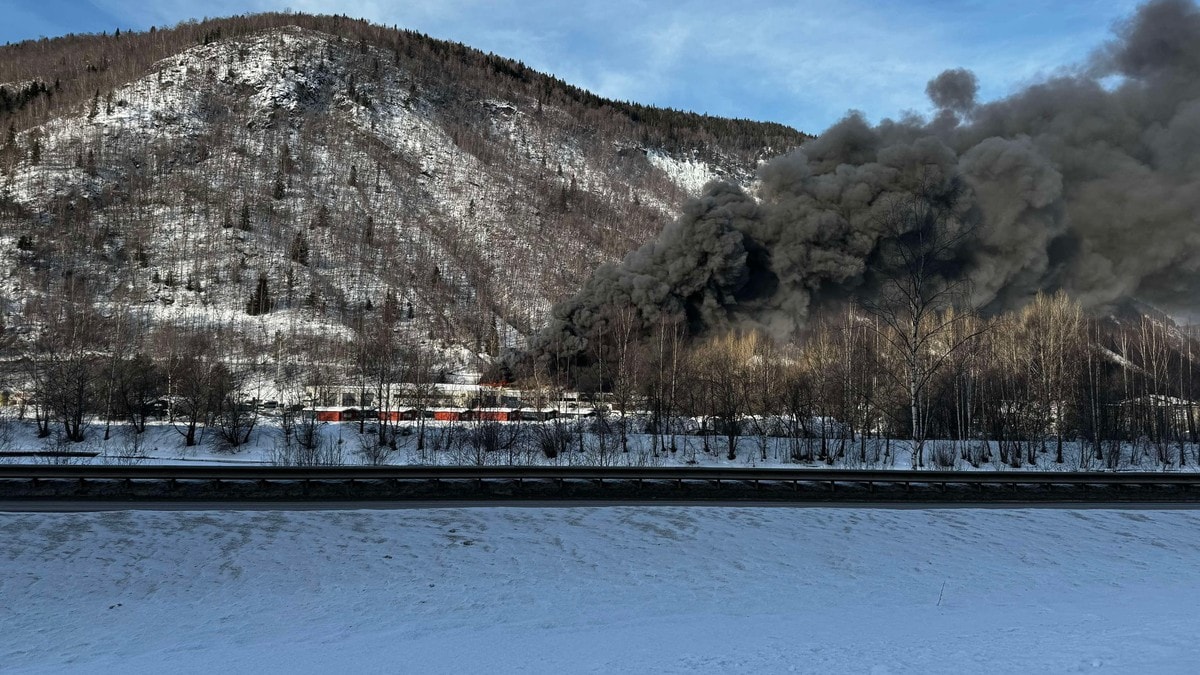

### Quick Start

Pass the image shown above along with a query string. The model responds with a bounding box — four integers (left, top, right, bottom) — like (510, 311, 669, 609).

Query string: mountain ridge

(0, 15, 810, 374)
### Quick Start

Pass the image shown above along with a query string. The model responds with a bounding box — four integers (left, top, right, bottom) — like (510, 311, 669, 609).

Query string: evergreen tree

(246, 274, 273, 315)
(289, 231, 310, 265)
(279, 142, 294, 174)
(382, 289, 399, 324)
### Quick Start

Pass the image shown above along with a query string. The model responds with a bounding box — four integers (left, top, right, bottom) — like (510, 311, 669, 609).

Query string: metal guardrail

(0, 452, 100, 459)
(2, 465, 1199, 486)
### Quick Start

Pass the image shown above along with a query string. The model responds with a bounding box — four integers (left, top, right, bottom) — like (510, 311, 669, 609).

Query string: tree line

(0, 282, 441, 455)
(3, 281, 1197, 472)
(526, 292, 1200, 469)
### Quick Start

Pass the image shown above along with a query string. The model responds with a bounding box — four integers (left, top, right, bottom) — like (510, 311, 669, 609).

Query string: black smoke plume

(532, 0, 1200, 364)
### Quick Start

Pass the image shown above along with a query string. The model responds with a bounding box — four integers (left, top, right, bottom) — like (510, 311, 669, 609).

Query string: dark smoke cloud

(926, 68, 978, 113)
(532, 0, 1200, 362)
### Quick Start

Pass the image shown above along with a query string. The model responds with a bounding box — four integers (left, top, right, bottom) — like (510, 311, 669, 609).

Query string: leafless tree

(861, 176, 987, 466)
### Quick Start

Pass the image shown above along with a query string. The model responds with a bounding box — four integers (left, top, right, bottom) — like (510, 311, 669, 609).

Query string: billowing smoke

(532, 0, 1200, 363)
(926, 68, 978, 113)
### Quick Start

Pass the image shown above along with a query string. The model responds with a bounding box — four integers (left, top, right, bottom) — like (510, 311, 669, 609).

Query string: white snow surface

(4, 505, 1200, 673)
(3, 416, 1200, 471)
(646, 149, 723, 195)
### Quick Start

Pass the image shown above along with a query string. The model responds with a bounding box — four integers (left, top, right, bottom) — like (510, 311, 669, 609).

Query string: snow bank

(3, 505, 1199, 673)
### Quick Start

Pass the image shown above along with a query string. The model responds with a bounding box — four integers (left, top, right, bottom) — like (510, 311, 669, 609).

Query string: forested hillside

(0, 13, 808, 381)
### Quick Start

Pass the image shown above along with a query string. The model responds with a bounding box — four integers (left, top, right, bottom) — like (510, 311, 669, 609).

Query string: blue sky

(3, 0, 1145, 133)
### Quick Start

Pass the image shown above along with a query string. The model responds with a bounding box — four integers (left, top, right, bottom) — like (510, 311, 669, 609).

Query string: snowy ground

(3, 505, 1200, 673)
(4, 414, 1198, 471)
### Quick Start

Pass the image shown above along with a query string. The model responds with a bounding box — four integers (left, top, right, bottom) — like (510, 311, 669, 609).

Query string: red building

(377, 408, 421, 422)
(311, 407, 360, 422)
(467, 408, 516, 422)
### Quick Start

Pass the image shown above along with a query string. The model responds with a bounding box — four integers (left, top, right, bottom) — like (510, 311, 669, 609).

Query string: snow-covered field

(3, 504, 1200, 673)
(4, 414, 1198, 472)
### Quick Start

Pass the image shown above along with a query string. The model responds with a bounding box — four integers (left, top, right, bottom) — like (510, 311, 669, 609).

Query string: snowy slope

(0, 25, 789, 362)
(3, 505, 1199, 673)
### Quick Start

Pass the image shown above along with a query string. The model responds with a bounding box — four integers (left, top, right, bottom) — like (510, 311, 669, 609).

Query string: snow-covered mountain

(0, 15, 807, 370)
